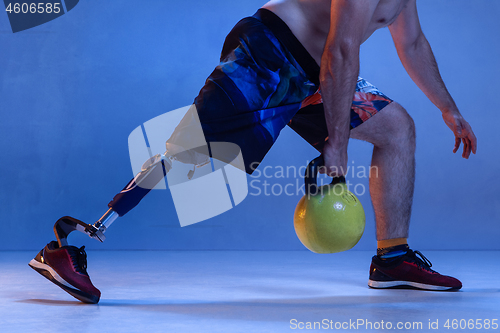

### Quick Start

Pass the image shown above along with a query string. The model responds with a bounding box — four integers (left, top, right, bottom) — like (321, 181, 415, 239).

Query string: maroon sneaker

(29, 241, 101, 303)
(368, 249, 462, 291)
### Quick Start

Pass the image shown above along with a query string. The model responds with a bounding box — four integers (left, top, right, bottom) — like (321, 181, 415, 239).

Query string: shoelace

(409, 250, 435, 272)
(68, 246, 88, 275)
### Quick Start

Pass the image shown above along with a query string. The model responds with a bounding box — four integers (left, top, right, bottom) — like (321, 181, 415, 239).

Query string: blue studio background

(0, 0, 498, 251)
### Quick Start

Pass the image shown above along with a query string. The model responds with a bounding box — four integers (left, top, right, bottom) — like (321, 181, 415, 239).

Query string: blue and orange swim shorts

(170, 8, 393, 174)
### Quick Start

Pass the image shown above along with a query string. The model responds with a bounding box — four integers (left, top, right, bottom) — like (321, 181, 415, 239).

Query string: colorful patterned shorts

(187, 9, 393, 174)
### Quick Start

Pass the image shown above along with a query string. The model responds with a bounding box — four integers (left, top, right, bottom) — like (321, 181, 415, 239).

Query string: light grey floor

(0, 251, 498, 333)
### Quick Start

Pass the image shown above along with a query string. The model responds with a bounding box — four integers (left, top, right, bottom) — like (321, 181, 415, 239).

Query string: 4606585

(5, 2, 61, 14)
(444, 319, 498, 330)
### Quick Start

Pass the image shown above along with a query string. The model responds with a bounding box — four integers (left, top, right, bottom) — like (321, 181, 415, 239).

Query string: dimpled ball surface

(294, 183, 365, 253)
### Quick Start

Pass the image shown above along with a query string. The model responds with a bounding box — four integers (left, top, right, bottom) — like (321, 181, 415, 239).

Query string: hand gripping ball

(294, 156, 365, 253)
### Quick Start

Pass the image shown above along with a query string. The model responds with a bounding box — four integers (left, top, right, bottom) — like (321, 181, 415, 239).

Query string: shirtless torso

(263, 0, 410, 65)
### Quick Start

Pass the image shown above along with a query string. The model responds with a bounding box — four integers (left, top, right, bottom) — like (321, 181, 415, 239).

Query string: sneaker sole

(29, 259, 100, 304)
(368, 279, 460, 291)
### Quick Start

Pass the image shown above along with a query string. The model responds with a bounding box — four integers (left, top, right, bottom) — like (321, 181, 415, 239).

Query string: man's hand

(442, 110, 477, 159)
(319, 139, 348, 177)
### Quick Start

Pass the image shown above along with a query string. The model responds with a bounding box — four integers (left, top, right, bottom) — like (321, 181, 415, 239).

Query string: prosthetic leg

(54, 153, 173, 247)
(30, 154, 173, 304)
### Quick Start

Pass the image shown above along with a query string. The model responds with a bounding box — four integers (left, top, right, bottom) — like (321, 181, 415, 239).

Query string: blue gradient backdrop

(0, 0, 498, 250)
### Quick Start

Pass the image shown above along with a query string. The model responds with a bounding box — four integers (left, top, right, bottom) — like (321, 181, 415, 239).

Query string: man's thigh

(288, 77, 393, 150)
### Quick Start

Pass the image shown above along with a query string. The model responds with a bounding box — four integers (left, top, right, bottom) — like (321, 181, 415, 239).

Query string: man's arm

(320, 0, 380, 176)
(389, 0, 477, 158)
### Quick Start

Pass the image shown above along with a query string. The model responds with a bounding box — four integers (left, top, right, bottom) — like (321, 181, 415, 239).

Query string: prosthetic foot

(29, 241, 101, 303)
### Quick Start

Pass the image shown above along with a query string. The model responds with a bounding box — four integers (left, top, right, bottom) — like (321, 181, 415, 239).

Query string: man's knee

(379, 102, 415, 147)
(350, 102, 415, 148)
(388, 103, 415, 135)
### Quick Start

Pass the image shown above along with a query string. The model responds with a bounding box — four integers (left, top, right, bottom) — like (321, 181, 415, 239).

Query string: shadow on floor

(18, 291, 499, 323)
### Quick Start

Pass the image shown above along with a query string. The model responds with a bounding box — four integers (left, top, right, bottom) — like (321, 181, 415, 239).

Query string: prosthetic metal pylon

(54, 152, 173, 247)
